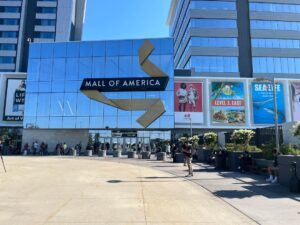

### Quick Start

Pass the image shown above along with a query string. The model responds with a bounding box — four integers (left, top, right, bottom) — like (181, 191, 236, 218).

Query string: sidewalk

(113, 157, 300, 225)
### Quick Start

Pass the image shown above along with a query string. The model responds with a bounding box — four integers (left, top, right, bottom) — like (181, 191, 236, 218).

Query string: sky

(83, 0, 172, 41)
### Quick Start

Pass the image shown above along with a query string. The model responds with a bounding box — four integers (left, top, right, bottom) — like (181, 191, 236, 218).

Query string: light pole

(185, 115, 193, 137)
(254, 77, 280, 153)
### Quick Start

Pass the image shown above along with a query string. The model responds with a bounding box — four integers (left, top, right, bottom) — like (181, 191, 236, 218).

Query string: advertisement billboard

(3, 79, 26, 121)
(211, 82, 245, 125)
(291, 82, 300, 121)
(174, 81, 203, 124)
(252, 82, 286, 124)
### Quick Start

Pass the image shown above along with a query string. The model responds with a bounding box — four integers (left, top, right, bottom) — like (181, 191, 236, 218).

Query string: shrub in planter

(203, 132, 217, 150)
(231, 129, 255, 151)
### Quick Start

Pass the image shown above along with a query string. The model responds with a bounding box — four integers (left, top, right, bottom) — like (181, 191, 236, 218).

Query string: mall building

(1, 0, 300, 152)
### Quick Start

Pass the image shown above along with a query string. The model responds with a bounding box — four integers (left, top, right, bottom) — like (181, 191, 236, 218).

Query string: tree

(294, 122, 300, 138)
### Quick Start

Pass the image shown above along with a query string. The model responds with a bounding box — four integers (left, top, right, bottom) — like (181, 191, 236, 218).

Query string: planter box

(278, 155, 300, 187)
(141, 151, 151, 159)
(174, 153, 185, 163)
(113, 150, 122, 158)
(128, 151, 136, 159)
(87, 150, 93, 157)
(157, 152, 166, 161)
(98, 150, 106, 157)
(197, 149, 213, 163)
(227, 151, 263, 171)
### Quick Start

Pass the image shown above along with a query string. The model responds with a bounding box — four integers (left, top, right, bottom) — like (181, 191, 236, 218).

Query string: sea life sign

(211, 82, 245, 125)
(251, 82, 286, 124)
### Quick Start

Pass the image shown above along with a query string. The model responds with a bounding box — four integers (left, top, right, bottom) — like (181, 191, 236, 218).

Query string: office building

(0, 0, 86, 73)
(168, 0, 300, 79)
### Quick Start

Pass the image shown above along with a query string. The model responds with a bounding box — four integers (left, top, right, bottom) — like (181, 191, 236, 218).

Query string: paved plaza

(0, 156, 256, 225)
(0, 156, 299, 225)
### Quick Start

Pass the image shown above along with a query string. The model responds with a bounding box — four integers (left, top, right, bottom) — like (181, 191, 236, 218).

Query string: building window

(250, 3, 300, 13)
(252, 39, 300, 48)
(251, 20, 300, 31)
(0, 31, 18, 38)
(0, 44, 16, 50)
(0, 6, 20, 13)
(37, 7, 57, 14)
(253, 57, 300, 74)
(0, 56, 15, 64)
(188, 56, 238, 72)
(0, 19, 19, 25)
(35, 32, 55, 39)
(190, 37, 237, 47)
(190, 19, 237, 29)
(36, 19, 56, 26)
(189, 1, 236, 11)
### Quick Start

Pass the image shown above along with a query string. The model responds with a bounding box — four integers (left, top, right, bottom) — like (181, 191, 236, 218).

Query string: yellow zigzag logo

(81, 40, 169, 128)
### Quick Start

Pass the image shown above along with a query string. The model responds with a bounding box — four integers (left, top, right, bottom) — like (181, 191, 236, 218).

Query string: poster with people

(211, 82, 246, 124)
(174, 81, 203, 124)
(252, 82, 286, 124)
(4, 79, 26, 121)
(291, 82, 300, 121)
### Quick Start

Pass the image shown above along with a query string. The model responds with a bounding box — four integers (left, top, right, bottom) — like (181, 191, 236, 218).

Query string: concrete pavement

(109, 157, 300, 225)
(0, 157, 256, 225)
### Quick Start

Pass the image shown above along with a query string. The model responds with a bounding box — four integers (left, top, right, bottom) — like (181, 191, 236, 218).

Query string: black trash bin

(215, 149, 228, 170)
(289, 161, 300, 193)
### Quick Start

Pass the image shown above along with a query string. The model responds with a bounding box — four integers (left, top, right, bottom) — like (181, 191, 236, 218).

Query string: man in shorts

(183, 143, 193, 177)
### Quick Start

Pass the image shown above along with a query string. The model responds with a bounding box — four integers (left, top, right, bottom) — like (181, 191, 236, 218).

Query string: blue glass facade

(24, 38, 174, 129)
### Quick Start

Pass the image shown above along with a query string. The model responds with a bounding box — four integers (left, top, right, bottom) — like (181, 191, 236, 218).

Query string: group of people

(23, 141, 48, 156)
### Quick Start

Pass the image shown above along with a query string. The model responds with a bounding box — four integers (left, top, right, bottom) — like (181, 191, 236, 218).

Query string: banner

(211, 82, 245, 124)
(252, 82, 286, 124)
(291, 82, 300, 121)
(3, 79, 26, 121)
(174, 81, 203, 124)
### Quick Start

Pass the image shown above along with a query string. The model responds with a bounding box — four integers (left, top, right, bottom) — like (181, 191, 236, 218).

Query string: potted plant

(198, 132, 217, 163)
(155, 139, 167, 161)
(86, 134, 94, 156)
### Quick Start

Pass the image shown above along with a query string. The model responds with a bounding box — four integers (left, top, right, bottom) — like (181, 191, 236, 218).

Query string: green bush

(225, 143, 261, 152)
(294, 122, 300, 138)
(260, 142, 300, 159)
(204, 132, 217, 149)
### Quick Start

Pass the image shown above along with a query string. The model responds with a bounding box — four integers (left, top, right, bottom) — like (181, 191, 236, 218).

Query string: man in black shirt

(266, 149, 279, 183)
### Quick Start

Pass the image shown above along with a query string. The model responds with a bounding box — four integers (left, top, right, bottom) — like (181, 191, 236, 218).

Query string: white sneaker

(266, 176, 273, 182)
(271, 177, 278, 183)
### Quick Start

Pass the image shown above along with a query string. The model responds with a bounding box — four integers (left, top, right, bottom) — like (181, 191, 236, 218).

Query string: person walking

(23, 143, 29, 156)
(183, 143, 193, 177)
(33, 141, 38, 155)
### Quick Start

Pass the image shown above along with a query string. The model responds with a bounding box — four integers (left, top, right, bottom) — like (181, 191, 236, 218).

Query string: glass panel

(79, 58, 92, 79)
(92, 57, 105, 78)
(90, 117, 104, 129)
(38, 82, 51, 93)
(67, 42, 79, 57)
(36, 117, 49, 128)
(40, 43, 53, 58)
(52, 58, 65, 81)
(50, 93, 64, 116)
(39, 59, 52, 81)
(63, 117, 76, 128)
(53, 43, 66, 58)
(119, 40, 133, 56)
(92, 42, 105, 57)
(24, 93, 38, 117)
(77, 93, 90, 116)
(66, 58, 79, 80)
(80, 42, 93, 57)
(36, 94, 50, 116)
(49, 117, 62, 128)
(29, 43, 41, 58)
(64, 93, 77, 116)
(76, 117, 89, 128)
(105, 57, 118, 77)
(106, 41, 119, 56)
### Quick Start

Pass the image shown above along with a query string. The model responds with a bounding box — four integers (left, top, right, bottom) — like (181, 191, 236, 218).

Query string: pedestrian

(33, 141, 38, 155)
(171, 143, 178, 163)
(23, 142, 29, 156)
(166, 142, 171, 156)
(266, 149, 280, 183)
(182, 142, 188, 166)
(183, 143, 193, 177)
(63, 142, 67, 155)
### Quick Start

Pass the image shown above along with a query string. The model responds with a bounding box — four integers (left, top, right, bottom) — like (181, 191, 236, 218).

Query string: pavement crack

(139, 168, 148, 225)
